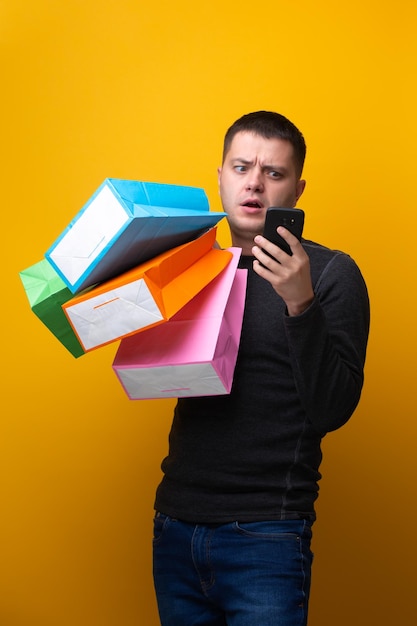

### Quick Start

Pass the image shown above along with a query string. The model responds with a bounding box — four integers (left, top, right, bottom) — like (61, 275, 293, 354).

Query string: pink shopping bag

(112, 248, 247, 399)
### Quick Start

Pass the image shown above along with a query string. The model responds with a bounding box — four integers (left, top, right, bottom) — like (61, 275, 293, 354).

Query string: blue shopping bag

(45, 179, 226, 293)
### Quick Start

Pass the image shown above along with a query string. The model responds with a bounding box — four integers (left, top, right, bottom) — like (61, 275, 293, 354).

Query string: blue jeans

(153, 514, 313, 626)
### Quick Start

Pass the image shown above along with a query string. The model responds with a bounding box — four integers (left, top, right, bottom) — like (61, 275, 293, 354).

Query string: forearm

(285, 264, 370, 435)
(287, 302, 364, 432)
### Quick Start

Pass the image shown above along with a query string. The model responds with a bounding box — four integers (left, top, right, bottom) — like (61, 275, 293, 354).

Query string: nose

(245, 167, 264, 192)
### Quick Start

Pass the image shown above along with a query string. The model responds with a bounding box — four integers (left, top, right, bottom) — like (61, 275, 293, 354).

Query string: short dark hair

(222, 111, 306, 177)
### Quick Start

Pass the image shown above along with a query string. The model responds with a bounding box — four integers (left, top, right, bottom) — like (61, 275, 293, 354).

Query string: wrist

(286, 294, 315, 317)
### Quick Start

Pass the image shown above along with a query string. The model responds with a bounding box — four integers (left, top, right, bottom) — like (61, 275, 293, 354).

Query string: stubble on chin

(227, 214, 264, 252)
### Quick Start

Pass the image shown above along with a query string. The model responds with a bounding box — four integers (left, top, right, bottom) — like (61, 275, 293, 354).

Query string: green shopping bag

(19, 258, 85, 358)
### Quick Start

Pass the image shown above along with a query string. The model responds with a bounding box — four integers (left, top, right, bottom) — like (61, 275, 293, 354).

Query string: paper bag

(45, 178, 226, 293)
(62, 228, 232, 352)
(112, 248, 247, 399)
(19, 259, 85, 358)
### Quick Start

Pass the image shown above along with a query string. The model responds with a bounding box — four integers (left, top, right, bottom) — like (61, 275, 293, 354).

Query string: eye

(268, 170, 282, 179)
(234, 165, 247, 173)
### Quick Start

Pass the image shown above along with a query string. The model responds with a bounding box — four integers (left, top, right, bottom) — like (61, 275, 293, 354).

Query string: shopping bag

(112, 248, 247, 399)
(45, 178, 226, 293)
(19, 259, 85, 358)
(62, 228, 232, 352)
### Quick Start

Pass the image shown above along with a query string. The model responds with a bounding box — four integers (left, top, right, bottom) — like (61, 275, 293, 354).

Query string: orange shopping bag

(62, 228, 231, 352)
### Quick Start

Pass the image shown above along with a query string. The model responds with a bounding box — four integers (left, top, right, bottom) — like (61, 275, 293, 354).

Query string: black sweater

(155, 239, 370, 523)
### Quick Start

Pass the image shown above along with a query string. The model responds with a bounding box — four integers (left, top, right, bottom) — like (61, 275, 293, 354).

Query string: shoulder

(302, 238, 366, 288)
(302, 238, 350, 263)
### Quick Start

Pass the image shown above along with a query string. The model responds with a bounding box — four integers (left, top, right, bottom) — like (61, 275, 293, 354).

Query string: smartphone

(262, 207, 305, 256)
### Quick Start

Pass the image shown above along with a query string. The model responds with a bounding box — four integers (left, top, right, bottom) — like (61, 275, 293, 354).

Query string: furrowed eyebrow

(231, 158, 288, 171)
(231, 158, 253, 165)
(263, 164, 288, 173)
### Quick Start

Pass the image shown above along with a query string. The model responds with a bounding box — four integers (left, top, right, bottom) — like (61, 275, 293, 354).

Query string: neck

(230, 232, 256, 257)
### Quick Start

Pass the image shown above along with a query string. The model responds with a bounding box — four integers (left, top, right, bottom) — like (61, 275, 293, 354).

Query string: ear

(217, 166, 222, 187)
(296, 179, 306, 203)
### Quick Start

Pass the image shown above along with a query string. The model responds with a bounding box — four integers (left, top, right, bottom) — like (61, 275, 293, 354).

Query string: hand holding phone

(262, 207, 305, 257)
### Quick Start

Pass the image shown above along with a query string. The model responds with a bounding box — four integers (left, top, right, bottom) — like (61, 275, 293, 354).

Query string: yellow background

(1, 1, 416, 624)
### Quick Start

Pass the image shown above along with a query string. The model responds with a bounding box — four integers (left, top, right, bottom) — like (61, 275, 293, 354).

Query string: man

(152, 111, 370, 626)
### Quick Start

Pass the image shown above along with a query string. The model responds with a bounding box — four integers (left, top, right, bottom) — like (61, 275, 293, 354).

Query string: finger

(252, 245, 285, 272)
(253, 235, 289, 264)
(276, 226, 303, 255)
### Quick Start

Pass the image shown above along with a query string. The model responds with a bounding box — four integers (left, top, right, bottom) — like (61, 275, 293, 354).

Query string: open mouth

(241, 201, 262, 209)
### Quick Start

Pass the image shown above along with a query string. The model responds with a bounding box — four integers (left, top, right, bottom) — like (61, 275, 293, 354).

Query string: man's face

(217, 131, 306, 253)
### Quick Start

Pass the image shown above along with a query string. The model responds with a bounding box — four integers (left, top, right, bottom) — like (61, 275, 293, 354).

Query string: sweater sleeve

(284, 251, 370, 435)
